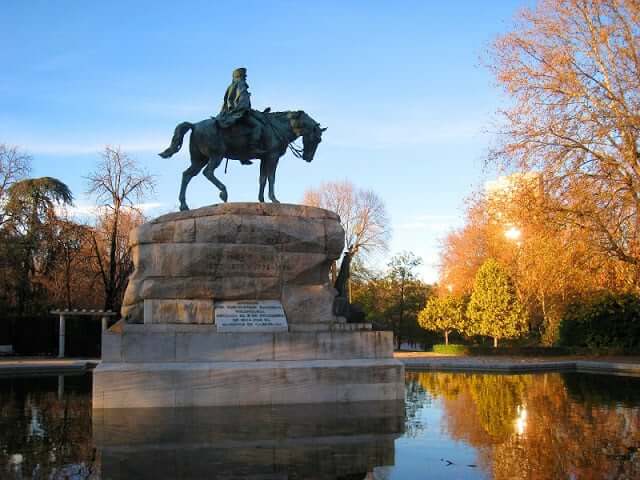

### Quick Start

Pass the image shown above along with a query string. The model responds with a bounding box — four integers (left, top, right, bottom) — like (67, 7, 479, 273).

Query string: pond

(1, 371, 639, 479)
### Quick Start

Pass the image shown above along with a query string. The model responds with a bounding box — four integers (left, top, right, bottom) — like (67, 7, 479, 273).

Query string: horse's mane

(267, 110, 300, 125)
(264, 110, 302, 140)
(269, 111, 293, 119)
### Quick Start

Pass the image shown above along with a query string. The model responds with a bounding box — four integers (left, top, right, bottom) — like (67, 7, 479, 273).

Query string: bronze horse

(158, 110, 326, 210)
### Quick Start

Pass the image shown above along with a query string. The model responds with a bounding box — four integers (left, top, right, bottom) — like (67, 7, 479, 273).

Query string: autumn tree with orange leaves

(487, 0, 640, 279)
(439, 183, 635, 343)
(436, 0, 640, 343)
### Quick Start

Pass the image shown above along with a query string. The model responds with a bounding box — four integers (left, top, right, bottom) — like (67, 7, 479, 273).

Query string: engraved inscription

(215, 300, 288, 332)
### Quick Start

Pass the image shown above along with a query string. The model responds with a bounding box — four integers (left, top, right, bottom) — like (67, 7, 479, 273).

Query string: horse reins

(266, 114, 305, 159)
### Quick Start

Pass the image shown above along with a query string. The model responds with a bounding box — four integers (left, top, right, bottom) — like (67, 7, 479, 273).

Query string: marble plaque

(215, 300, 288, 332)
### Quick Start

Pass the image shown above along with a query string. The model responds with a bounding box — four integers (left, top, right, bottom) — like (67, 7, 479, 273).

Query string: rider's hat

(232, 67, 247, 79)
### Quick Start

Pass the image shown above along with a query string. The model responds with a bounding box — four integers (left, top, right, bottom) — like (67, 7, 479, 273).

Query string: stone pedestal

(93, 203, 404, 409)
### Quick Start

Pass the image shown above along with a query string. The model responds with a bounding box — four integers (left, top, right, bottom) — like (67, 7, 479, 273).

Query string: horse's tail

(158, 122, 194, 158)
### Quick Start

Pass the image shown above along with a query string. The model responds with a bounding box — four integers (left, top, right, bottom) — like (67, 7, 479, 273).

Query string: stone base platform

(94, 322, 404, 409)
(93, 358, 403, 409)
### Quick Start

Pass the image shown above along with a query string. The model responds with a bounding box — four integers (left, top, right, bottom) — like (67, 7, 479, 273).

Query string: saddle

(222, 121, 254, 139)
(214, 108, 271, 164)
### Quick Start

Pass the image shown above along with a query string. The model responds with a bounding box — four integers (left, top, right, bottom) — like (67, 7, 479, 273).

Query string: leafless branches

(302, 180, 391, 259)
(86, 147, 156, 310)
(86, 146, 155, 212)
(0, 144, 31, 225)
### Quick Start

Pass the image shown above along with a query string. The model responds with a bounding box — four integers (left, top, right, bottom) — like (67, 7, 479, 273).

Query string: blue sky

(1, 0, 529, 281)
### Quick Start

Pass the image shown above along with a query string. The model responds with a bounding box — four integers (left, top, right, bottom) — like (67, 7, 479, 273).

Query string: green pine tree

(467, 259, 528, 347)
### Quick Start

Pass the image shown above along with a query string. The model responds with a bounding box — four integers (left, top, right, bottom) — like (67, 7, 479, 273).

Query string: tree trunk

(105, 206, 120, 311)
(398, 280, 405, 350)
(65, 256, 71, 310)
(444, 330, 449, 346)
(493, 336, 498, 348)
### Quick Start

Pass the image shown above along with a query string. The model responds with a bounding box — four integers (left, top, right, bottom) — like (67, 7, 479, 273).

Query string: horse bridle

(264, 114, 310, 160)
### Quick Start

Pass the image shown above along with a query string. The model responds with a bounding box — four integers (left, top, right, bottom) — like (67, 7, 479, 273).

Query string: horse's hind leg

(267, 158, 280, 203)
(179, 149, 207, 211)
(202, 156, 228, 202)
(258, 159, 268, 203)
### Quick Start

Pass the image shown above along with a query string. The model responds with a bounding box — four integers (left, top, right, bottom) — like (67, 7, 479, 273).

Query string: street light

(504, 226, 521, 241)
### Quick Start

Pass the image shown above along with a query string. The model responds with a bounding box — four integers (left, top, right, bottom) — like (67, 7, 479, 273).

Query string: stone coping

(397, 355, 640, 376)
(96, 358, 403, 372)
(152, 202, 339, 224)
(0, 358, 99, 376)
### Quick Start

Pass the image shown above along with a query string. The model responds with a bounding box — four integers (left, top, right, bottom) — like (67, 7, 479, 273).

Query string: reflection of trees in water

(562, 372, 640, 407)
(411, 372, 529, 446)
(403, 373, 431, 438)
(467, 374, 528, 441)
(0, 375, 97, 479)
(411, 371, 640, 479)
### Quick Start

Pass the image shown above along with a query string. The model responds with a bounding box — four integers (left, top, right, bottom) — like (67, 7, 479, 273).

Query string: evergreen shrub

(559, 293, 640, 349)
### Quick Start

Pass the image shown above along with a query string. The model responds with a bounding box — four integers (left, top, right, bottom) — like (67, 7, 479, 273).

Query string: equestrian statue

(159, 67, 326, 210)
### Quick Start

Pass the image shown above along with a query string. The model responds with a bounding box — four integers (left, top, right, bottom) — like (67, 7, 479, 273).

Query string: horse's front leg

(202, 156, 228, 202)
(180, 150, 207, 210)
(179, 166, 197, 211)
(258, 159, 268, 202)
(267, 158, 280, 203)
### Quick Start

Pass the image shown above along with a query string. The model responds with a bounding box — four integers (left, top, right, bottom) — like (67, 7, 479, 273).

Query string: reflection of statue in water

(216, 67, 264, 164)
(94, 402, 403, 479)
(158, 67, 326, 210)
(333, 249, 366, 323)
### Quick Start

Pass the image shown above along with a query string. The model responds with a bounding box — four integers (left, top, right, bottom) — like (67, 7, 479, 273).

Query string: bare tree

(302, 180, 391, 258)
(86, 147, 155, 311)
(0, 144, 31, 226)
(487, 0, 640, 279)
(303, 180, 391, 298)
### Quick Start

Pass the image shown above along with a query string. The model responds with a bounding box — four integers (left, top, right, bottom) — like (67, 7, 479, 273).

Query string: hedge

(559, 293, 640, 349)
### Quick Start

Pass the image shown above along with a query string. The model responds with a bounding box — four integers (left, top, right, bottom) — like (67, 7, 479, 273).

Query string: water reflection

(407, 371, 640, 479)
(0, 374, 402, 479)
(0, 374, 96, 479)
(93, 402, 404, 479)
(2, 372, 640, 479)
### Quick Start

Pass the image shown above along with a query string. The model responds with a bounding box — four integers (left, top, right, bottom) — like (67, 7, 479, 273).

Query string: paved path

(0, 358, 99, 376)
(395, 352, 640, 376)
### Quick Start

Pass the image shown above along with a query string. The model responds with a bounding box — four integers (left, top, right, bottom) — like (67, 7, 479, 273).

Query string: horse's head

(290, 111, 327, 162)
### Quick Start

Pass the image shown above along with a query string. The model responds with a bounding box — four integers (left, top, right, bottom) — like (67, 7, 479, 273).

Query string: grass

(432, 344, 468, 355)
